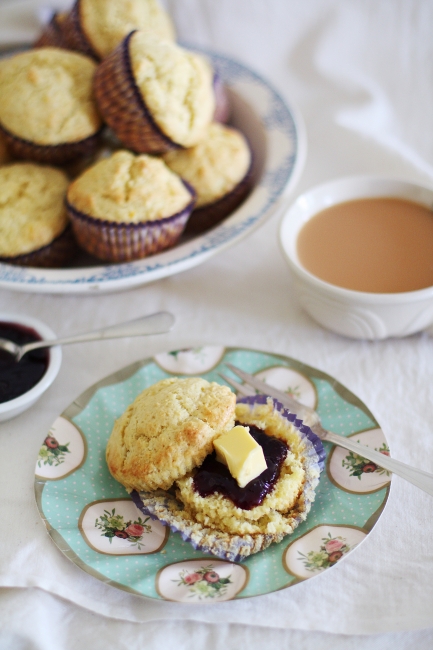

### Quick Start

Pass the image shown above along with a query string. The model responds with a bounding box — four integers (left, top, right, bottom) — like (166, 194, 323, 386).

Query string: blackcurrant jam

(193, 423, 288, 510)
(0, 321, 49, 403)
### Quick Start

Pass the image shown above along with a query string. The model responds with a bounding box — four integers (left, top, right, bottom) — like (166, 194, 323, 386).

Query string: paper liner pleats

(33, 13, 70, 50)
(61, 0, 100, 61)
(93, 31, 180, 154)
(185, 161, 254, 235)
(0, 226, 78, 268)
(66, 194, 195, 262)
(132, 395, 326, 563)
(0, 124, 102, 165)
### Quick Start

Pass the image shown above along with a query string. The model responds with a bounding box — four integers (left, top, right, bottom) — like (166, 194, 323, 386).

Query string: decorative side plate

(34, 347, 390, 602)
(0, 48, 305, 294)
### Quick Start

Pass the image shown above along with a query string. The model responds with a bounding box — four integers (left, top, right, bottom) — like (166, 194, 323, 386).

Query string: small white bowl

(279, 175, 433, 340)
(0, 313, 62, 421)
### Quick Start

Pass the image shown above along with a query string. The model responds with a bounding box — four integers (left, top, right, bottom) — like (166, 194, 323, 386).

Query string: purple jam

(193, 423, 289, 510)
(0, 321, 49, 403)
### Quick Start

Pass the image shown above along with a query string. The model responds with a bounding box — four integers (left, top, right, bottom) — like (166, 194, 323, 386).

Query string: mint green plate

(34, 346, 390, 603)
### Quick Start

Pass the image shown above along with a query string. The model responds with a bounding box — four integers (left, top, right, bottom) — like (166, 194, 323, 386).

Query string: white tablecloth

(1, 1, 433, 648)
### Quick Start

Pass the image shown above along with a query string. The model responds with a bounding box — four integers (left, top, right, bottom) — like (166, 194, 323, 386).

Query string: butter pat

(214, 425, 267, 488)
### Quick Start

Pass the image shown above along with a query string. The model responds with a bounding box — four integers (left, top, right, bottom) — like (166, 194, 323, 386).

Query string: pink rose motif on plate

(95, 508, 151, 550)
(341, 442, 391, 480)
(203, 571, 220, 583)
(324, 539, 344, 554)
(183, 572, 201, 585)
(174, 564, 232, 599)
(37, 435, 71, 468)
(125, 524, 144, 537)
(298, 533, 353, 572)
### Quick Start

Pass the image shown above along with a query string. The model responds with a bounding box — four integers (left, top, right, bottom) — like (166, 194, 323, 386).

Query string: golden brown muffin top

(0, 47, 101, 145)
(106, 377, 236, 492)
(163, 123, 251, 207)
(67, 150, 193, 223)
(0, 162, 69, 257)
(129, 32, 215, 147)
(80, 0, 175, 58)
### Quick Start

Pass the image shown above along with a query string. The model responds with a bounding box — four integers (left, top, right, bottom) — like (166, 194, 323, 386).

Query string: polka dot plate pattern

(34, 346, 390, 602)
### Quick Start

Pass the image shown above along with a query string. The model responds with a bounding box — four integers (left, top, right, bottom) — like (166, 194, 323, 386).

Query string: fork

(220, 363, 433, 498)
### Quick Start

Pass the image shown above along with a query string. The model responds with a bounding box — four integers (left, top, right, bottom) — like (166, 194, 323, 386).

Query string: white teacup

(279, 175, 433, 340)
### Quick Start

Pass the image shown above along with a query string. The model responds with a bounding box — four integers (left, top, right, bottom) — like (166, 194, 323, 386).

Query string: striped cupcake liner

(0, 225, 78, 268)
(237, 395, 326, 473)
(185, 158, 254, 235)
(93, 31, 182, 155)
(61, 0, 100, 61)
(66, 191, 195, 262)
(0, 124, 103, 165)
(33, 13, 70, 50)
(132, 395, 326, 563)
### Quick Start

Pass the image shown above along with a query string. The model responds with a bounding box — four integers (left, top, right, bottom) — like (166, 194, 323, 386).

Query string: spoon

(0, 311, 175, 362)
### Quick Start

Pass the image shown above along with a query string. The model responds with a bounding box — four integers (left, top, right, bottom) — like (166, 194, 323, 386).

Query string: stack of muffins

(0, 0, 253, 266)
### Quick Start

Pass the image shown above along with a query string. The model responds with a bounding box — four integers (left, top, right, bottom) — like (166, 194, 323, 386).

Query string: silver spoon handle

(222, 365, 433, 498)
(20, 311, 175, 357)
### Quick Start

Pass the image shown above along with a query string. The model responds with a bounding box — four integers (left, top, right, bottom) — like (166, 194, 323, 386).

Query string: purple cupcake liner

(131, 488, 278, 563)
(185, 155, 254, 235)
(237, 395, 326, 474)
(94, 31, 182, 154)
(0, 124, 103, 165)
(132, 395, 326, 563)
(33, 12, 70, 50)
(62, 0, 100, 61)
(67, 183, 195, 262)
(0, 225, 78, 268)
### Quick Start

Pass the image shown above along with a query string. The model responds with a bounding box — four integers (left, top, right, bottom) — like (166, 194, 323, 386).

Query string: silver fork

(220, 363, 433, 498)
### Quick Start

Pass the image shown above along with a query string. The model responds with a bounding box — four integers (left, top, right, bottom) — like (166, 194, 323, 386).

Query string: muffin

(106, 377, 237, 492)
(0, 48, 102, 164)
(94, 31, 215, 154)
(0, 162, 77, 267)
(163, 123, 253, 233)
(34, 12, 70, 49)
(107, 376, 325, 562)
(131, 395, 324, 561)
(66, 150, 195, 261)
(62, 0, 175, 61)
